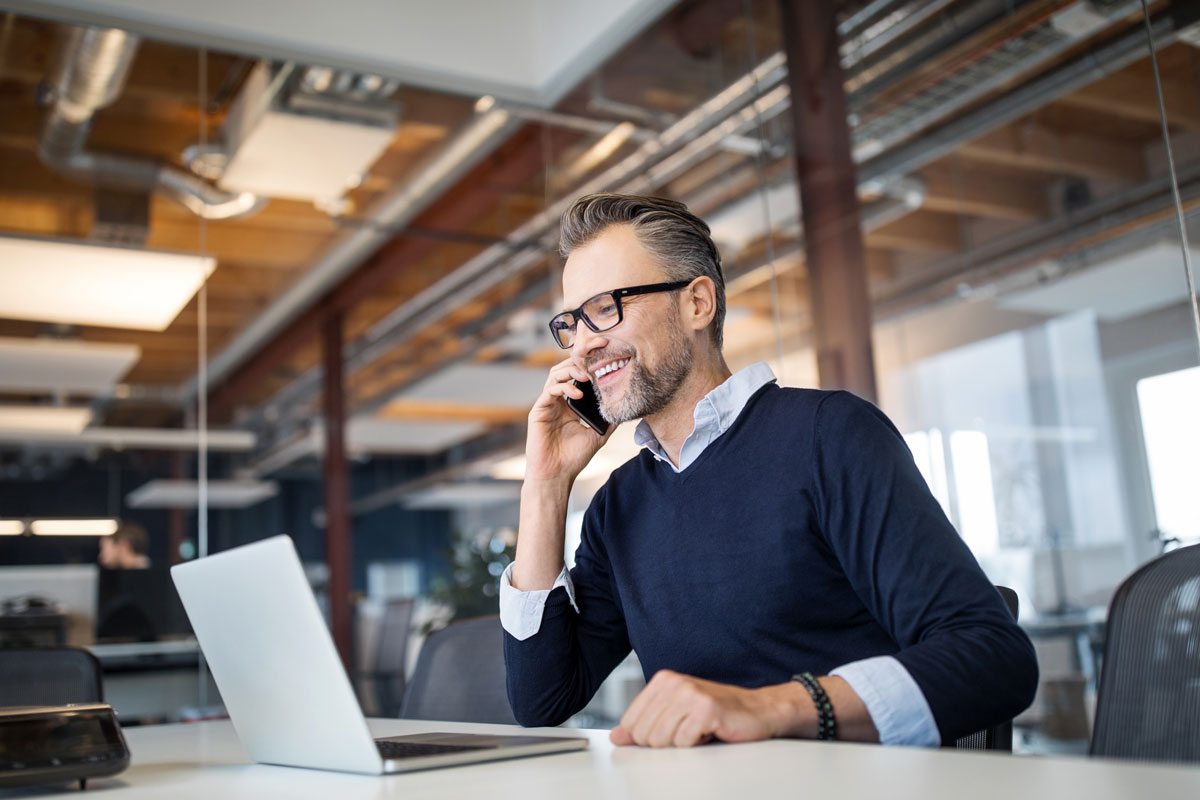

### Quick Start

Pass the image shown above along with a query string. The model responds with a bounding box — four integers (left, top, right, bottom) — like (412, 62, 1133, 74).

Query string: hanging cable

(1140, 0, 1200, 360)
(196, 44, 211, 708)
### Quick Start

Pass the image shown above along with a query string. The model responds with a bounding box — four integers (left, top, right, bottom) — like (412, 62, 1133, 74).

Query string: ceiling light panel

(0, 406, 92, 434)
(126, 479, 278, 509)
(346, 418, 487, 455)
(0, 520, 25, 536)
(0, 337, 140, 395)
(397, 364, 548, 408)
(31, 519, 118, 536)
(218, 63, 397, 203)
(0, 235, 215, 331)
(402, 481, 522, 510)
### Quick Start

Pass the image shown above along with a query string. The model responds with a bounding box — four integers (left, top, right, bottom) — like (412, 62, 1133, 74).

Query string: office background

(0, 0, 1198, 755)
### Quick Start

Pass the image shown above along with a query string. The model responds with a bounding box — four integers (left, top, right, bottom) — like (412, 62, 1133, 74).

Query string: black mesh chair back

(371, 598, 415, 717)
(400, 615, 517, 725)
(954, 585, 1019, 752)
(0, 646, 103, 707)
(1090, 544, 1200, 763)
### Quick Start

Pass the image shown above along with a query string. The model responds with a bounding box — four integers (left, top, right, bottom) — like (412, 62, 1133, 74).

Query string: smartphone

(566, 379, 611, 436)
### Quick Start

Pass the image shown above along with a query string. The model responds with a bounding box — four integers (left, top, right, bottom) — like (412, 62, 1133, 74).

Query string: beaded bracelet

(793, 672, 837, 741)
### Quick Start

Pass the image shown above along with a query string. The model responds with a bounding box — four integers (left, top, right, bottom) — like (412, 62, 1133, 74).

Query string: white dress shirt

(499, 362, 941, 746)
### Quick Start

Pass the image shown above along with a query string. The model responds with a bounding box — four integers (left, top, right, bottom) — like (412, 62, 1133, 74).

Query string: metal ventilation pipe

(39, 26, 264, 220)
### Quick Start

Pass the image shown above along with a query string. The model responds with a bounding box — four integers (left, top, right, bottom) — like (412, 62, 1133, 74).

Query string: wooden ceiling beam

(865, 210, 962, 253)
(1059, 68, 1200, 131)
(145, 223, 329, 268)
(0, 105, 200, 161)
(0, 194, 92, 237)
(377, 399, 527, 425)
(958, 123, 1146, 182)
(918, 162, 1050, 221)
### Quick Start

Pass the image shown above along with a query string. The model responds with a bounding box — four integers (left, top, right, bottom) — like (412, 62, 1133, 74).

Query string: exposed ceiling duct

(38, 25, 265, 220)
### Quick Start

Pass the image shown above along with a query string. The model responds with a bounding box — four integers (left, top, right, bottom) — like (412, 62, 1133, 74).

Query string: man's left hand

(610, 670, 797, 748)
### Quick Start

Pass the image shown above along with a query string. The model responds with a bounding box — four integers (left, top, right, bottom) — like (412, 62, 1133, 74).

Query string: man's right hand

(512, 358, 614, 592)
(524, 357, 614, 485)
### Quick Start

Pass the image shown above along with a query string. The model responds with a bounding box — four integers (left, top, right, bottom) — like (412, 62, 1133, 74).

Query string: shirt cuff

(830, 656, 940, 747)
(498, 563, 578, 641)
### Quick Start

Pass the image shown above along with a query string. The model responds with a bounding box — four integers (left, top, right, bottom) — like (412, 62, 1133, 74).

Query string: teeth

(594, 358, 629, 378)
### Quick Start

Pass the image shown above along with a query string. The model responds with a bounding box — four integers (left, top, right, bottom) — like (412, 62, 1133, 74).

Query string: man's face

(98, 536, 124, 569)
(562, 225, 694, 424)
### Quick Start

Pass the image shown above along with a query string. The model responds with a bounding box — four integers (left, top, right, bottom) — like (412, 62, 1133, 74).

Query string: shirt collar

(633, 361, 777, 459)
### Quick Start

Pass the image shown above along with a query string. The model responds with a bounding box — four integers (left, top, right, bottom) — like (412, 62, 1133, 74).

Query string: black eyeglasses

(547, 281, 692, 349)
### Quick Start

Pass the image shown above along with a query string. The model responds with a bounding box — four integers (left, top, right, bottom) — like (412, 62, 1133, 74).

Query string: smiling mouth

(592, 357, 630, 383)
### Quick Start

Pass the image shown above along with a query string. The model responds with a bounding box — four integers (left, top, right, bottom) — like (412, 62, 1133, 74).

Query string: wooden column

(322, 307, 352, 670)
(779, 0, 878, 402)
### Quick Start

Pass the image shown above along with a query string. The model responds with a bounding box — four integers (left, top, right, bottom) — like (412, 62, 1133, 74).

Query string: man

(500, 193, 1037, 748)
(98, 521, 151, 570)
(96, 521, 155, 641)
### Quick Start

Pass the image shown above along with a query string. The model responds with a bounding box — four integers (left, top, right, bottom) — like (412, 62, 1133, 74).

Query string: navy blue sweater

(504, 385, 1038, 742)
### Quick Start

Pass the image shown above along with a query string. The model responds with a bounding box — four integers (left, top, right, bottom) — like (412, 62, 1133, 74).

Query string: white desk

(4, 718, 1199, 799)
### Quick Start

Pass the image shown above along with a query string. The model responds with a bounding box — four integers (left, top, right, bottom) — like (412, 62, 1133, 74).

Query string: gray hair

(559, 193, 726, 350)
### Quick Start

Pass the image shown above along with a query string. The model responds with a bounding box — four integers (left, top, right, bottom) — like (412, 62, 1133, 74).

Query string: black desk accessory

(0, 704, 129, 790)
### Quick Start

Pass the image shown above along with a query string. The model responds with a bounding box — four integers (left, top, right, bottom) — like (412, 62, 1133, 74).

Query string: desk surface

(4, 718, 1198, 800)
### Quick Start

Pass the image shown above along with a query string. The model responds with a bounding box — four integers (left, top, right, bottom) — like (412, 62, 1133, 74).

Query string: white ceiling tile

(127, 479, 278, 509)
(397, 364, 547, 408)
(0, 336, 140, 395)
(346, 418, 487, 455)
(0, 236, 214, 331)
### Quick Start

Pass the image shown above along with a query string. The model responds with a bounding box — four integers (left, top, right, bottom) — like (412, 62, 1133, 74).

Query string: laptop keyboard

(376, 740, 491, 760)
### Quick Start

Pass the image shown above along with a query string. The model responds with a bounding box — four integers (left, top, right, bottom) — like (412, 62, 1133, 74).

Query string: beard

(594, 317, 693, 425)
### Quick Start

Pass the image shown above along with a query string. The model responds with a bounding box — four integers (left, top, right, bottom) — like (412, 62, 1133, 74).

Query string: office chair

(0, 646, 103, 706)
(363, 598, 416, 717)
(954, 585, 1019, 752)
(1090, 543, 1200, 763)
(400, 614, 518, 725)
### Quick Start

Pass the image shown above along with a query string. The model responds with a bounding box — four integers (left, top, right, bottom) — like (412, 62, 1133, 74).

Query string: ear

(682, 277, 717, 334)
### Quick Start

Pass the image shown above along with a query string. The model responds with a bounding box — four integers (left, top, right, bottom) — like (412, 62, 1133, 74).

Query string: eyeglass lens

(552, 292, 621, 348)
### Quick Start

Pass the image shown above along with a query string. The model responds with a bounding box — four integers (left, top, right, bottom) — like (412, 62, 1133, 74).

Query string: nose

(571, 324, 606, 365)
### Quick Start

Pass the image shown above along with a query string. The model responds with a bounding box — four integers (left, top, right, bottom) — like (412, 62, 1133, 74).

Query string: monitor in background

(95, 568, 191, 643)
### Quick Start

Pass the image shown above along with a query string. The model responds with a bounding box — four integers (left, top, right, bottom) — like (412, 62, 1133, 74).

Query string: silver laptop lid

(171, 535, 383, 775)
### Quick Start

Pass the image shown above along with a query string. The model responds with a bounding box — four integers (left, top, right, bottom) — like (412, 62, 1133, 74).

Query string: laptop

(170, 535, 587, 775)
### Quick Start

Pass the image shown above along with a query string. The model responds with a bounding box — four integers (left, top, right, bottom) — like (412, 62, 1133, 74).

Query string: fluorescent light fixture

(403, 482, 522, 510)
(346, 418, 487, 456)
(0, 337, 140, 395)
(31, 519, 118, 536)
(0, 426, 255, 451)
(0, 235, 215, 331)
(0, 520, 25, 536)
(0, 406, 93, 434)
(126, 479, 278, 509)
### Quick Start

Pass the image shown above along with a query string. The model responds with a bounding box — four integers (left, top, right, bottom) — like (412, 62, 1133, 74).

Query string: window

(1137, 366, 1200, 545)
